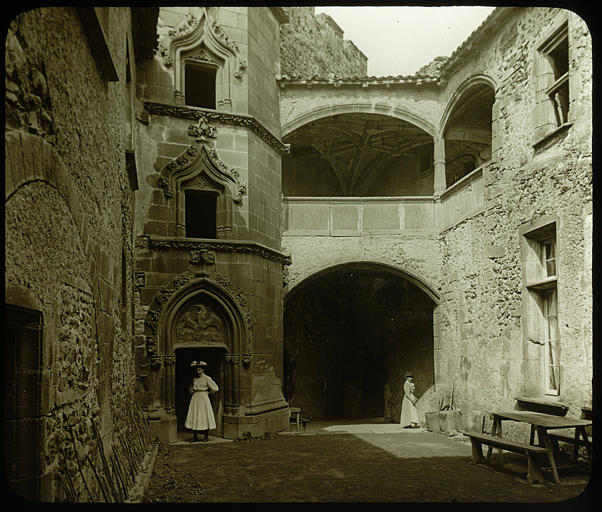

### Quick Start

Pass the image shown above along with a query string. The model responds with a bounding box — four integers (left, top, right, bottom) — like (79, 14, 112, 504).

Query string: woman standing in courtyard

(400, 371, 419, 428)
(186, 361, 219, 442)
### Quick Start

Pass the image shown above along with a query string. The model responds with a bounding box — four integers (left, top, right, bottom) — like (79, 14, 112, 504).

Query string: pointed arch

(157, 141, 247, 237)
(167, 8, 246, 108)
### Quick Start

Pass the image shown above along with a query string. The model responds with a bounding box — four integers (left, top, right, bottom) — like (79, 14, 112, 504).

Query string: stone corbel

(164, 354, 176, 366)
(225, 354, 240, 365)
(242, 354, 252, 368)
(174, 90, 185, 105)
(134, 272, 146, 288)
(151, 354, 163, 370)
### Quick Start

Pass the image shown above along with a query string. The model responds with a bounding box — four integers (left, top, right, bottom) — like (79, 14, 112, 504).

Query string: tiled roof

(276, 73, 440, 87)
(277, 7, 516, 87)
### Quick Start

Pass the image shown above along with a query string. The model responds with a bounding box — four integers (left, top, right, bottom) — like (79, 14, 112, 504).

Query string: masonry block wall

(436, 8, 592, 429)
(5, 7, 153, 501)
(132, 6, 289, 441)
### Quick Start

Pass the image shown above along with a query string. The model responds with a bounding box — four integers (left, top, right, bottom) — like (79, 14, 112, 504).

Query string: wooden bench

(464, 431, 552, 485)
(289, 407, 311, 431)
(548, 432, 592, 461)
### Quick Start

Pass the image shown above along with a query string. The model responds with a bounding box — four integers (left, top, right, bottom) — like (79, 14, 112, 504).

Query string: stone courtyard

(4, 5, 593, 504)
(141, 420, 592, 503)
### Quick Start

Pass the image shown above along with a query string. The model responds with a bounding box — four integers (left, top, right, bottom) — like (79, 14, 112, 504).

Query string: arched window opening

(443, 83, 494, 187)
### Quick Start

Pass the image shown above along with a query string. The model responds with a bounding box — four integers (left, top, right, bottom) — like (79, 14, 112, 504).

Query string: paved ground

(142, 419, 593, 504)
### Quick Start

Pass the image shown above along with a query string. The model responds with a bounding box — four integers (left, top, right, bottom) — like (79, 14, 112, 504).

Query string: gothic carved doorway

(171, 296, 232, 438)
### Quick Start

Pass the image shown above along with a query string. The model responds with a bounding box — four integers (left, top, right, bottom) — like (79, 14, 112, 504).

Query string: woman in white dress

(400, 371, 419, 428)
(185, 360, 219, 442)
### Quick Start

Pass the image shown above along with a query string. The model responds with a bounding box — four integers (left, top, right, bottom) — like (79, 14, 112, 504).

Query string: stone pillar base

(222, 406, 289, 439)
(148, 414, 178, 443)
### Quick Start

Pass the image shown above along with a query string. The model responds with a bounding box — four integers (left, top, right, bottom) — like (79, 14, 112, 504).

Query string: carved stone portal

(175, 302, 225, 346)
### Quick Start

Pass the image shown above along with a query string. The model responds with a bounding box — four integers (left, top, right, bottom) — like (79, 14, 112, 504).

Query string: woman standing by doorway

(400, 371, 419, 428)
(186, 361, 219, 442)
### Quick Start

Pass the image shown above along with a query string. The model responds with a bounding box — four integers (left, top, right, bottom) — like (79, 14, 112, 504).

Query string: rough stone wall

(5, 7, 150, 501)
(436, 8, 592, 429)
(280, 7, 367, 78)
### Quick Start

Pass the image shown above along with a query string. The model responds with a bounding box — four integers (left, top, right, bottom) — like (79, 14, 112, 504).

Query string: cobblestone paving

(142, 426, 592, 503)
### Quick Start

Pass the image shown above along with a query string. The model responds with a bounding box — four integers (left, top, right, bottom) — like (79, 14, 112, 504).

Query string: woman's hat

(404, 372, 414, 378)
(190, 360, 208, 368)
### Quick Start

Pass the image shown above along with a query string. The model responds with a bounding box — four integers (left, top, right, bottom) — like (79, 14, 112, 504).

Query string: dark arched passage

(284, 262, 437, 422)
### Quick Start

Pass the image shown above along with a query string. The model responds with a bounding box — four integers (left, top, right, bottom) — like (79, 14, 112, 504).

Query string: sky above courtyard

(314, 6, 496, 76)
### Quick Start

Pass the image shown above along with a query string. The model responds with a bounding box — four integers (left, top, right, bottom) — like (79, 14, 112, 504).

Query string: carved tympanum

(175, 302, 225, 345)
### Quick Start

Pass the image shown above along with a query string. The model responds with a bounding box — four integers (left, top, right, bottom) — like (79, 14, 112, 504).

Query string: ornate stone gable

(157, 115, 247, 205)
(156, 7, 247, 104)
(143, 270, 256, 368)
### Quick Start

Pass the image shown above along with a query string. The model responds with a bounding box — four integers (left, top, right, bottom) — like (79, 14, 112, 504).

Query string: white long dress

(400, 380, 419, 427)
(185, 374, 219, 431)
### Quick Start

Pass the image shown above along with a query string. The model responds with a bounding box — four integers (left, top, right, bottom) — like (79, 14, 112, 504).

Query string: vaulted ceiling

(283, 113, 433, 196)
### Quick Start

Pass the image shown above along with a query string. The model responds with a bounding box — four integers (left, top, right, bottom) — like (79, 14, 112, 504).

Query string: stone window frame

(519, 217, 561, 397)
(158, 144, 237, 239)
(168, 10, 243, 112)
(532, 15, 572, 146)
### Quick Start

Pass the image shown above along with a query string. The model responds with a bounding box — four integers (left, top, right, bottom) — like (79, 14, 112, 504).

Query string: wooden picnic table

(488, 410, 592, 483)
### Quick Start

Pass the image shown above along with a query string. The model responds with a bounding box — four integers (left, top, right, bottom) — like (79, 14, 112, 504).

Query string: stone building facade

(4, 5, 592, 501)
(279, 7, 592, 429)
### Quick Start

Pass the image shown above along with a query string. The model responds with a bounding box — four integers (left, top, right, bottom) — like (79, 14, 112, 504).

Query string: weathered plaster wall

(280, 86, 441, 138)
(5, 7, 150, 501)
(280, 7, 367, 78)
(282, 234, 442, 297)
(435, 8, 592, 429)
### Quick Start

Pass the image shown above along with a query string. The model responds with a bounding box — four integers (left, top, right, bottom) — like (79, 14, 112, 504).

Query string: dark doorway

(4, 304, 44, 500)
(175, 347, 225, 437)
(284, 265, 434, 423)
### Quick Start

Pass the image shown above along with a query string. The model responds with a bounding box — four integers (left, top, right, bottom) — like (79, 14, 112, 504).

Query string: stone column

(433, 137, 446, 197)
(164, 354, 176, 413)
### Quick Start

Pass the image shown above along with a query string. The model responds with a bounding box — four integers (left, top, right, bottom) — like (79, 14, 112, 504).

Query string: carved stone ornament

(188, 115, 217, 141)
(143, 269, 255, 356)
(189, 249, 216, 266)
(242, 354, 252, 368)
(143, 101, 290, 155)
(225, 354, 240, 365)
(134, 272, 146, 289)
(164, 354, 176, 366)
(148, 237, 292, 266)
(157, 142, 246, 206)
(151, 354, 163, 370)
(175, 303, 225, 345)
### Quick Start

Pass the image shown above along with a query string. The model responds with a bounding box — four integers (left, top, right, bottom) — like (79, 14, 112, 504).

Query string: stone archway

(284, 262, 439, 423)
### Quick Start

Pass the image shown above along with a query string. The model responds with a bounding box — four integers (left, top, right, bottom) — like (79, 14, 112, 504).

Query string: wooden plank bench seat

(464, 431, 552, 485)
